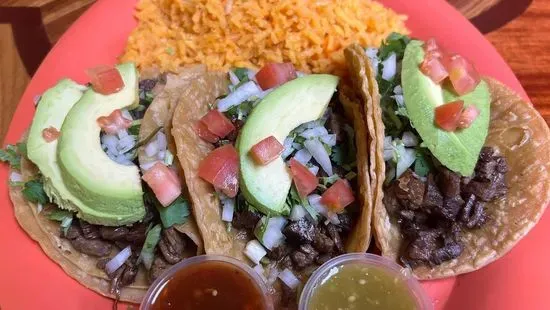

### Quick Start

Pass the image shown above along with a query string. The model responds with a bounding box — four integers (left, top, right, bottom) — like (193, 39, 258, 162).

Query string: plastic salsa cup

(299, 253, 433, 310)
(140, 255, 274, 310)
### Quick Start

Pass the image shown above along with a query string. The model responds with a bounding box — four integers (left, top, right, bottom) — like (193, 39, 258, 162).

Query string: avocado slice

(58, 63, 145, 226)
(27, 79, 87, 211)
(402, 40, 491, 176)
(238, 75, 339, 215)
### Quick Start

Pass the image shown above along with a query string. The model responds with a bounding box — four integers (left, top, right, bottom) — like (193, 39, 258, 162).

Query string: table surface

(0, 0, 549, 142)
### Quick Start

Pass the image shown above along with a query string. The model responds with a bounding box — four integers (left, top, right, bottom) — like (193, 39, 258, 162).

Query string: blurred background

(0, 0, 548, 141)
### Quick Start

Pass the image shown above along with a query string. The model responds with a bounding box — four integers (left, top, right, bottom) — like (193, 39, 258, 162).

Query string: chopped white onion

(157, 150, 166, 161)
(293, 148, 312, 165)
(144, 140, 159, 157)
(164, 150, 174, 166)
(253, 265, 267, 281)
(117, 135, 136, 153)
(307, 165, 319, 176)
(308, 194, 322, 206)
(304, 139, 333, 176)
(307, 194, 340, 224)
(393, 94, 405, 107)
(383, 136, 393, 150)
(402, 131, 419, 147)
(217, 81, 263, 112)
(36, 203, 43, 214)
(105, 246, 132, 274)
(365, 47, 380, 76)
(282, 137, 295, 159)
(292, 143, 303, 150)
(244, 240, 267, 264)
(259, 217, 287, 250)
(114, 154, 133, 166)
(221, 198, 235, 222)
(278, 268, 301, 289)
(101, 134, 119, 154)
(320, 134, 337, 147)
(247, 69, 258, 81)
(290, 205, 307, 221)
(382, 52, 397, 81)
(393, 85, 403, 95)
(300, 126, 328, 139)
(228, 70, 240, 86)
(140, 160, 160, 171)
(383, 149, 394, 161)
(9, 172, 23, 183)
(121, 109, 133, 121)
(396, 147, 417, 178)
(117, 129, 129, 139)
(156, 132, 167, 151)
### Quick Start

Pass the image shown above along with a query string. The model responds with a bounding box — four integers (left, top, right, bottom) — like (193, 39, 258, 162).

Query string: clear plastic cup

(140, 255, 274, 310)
(299, 253, 433, 310)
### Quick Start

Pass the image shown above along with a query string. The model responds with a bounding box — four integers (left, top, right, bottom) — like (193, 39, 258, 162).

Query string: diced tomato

(289, 159, 318, 198)
(96, 109, 132, 134)
(194, 121, 219, 143)
(86, 65, 124, 95)
(457, 105, 480, 129)
(200, 110, 235, 138)
(420, 56, 449, 84)
(42, 126, 60, 142)
(255, 63, 297, 90)
(444, 54, 481, 95)
(434, 101, 464, 131)
(198, 145, 239, 197)
(424, 38, 444, 58)
(142, 162, 182, 207)
(249, 136, 284, 165)
(321, 179, 355, 213)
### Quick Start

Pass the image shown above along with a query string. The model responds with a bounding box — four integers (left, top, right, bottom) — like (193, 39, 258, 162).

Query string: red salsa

(149, 261, 268, 310)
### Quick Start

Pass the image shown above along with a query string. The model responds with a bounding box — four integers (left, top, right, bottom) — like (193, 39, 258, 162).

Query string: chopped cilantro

(48, 209, 73, 221)
(22, 179, 48, 204)
(140, 224, 162, 270)
(158, 196, 190, 228)
(330, 145, 345, 166)
(128, 120, 141, 136)
(378, 32, 411, 60)
(16, 142, 27, 157)
(320, 175, 340, 186)
(414, 149, 433, 177)
(233, 68, 249, 82)
(0, 144, 21, 170)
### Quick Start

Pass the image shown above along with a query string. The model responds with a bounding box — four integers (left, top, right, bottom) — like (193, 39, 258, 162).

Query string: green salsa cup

(299, 253, 433, 310)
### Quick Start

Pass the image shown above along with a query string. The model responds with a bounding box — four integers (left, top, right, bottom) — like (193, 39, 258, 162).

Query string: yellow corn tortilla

(364, 50, 550, 279)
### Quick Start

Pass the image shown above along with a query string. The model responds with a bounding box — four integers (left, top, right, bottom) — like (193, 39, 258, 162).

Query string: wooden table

(1, 0, 549, 142)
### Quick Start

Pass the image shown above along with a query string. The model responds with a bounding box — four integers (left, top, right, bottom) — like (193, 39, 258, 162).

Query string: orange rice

(121, 0, 409, 75)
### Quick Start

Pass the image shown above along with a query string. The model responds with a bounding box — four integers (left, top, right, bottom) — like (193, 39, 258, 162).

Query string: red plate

(0, 0, 547, 309)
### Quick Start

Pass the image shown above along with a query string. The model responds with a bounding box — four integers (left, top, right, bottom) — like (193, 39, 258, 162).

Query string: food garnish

(96, 109, 132, 135)
(142, 162, 182, 207)
(198, 144, 239, 198)
(86, 65, 125, 95)
(249, 136, 284, 165)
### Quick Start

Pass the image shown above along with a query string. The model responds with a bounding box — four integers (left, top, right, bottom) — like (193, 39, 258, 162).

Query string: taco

(347, 34, 550, 279)
(4, 64, 211, 302)
(171, 64, 372, 307)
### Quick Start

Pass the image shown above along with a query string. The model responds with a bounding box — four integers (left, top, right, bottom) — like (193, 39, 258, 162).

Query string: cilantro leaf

(378, 32, 411, 60)
(48, 209, 73, 221)
(22, 179, 48, 204)
(233, 68, 249, 82)
(140, 224, 162, 270)
(17, 142, 27, 157)
(330, 145, 345, 166)
(320, 175, 340, 186)
(158, 196, 190, 228)
(0, 144, 21, 170)
(414, 149, 433, 177)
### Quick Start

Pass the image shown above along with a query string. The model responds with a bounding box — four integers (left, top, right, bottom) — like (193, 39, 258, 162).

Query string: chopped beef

(394, 170, 425, 209)
(139, 79, 157, 92)
(386, 147, 508, 268)
(437, 168, 461, 197)
(316, 254, 333, 265)
(120, 257, 139, 287)
(337, 213, 353, 232)
(279, 279, 297, 308)
(459, 194, 488, 228)
(328, 111, 346, 142)
(383, 183, 402, 216)
(283, 218, 315, 245)
(125, 222, 149, 244)
(423, 174, 443, 210)
(290, 244, 319, 269)
(232, 208, 261, 231)
(69, 235, 113, 257)
(280, 256, 294, 270)
(158, 228, 186, 264)
(326, 224, 345, 253)
(79, 220, 100, 239)
(64, 222, 112, 257)
(96, 257, 110, 270)
(99, 226, 130, 241)
(268, 244, 292, 260)
(312, 228, 334, 253)
(435, 196, 464, 220)
(149, 256, 172, 283)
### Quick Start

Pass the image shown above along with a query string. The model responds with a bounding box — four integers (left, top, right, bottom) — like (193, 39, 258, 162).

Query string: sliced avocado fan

(27, 79, 88, 211)
(238, 74, 339, 215)
(57, 63, 145, 226)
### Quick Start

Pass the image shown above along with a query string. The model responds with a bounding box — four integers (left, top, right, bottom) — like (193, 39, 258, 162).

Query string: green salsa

(307, 264, 419, 310)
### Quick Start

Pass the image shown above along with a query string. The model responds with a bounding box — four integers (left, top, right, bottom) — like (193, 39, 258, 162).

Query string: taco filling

(2, 64, 205, 302)
(172, 63, 371, 306)
(367, 35, 509, 268)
